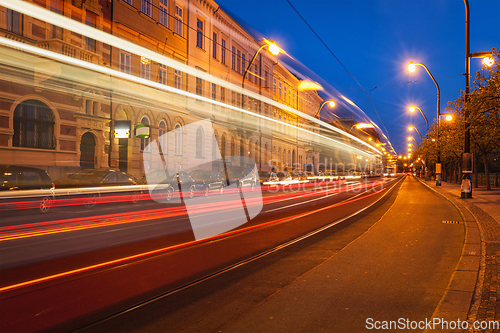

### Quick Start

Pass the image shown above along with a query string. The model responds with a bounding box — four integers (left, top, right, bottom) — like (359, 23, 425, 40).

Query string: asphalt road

(80, 176, 465, 333)
(0, 176, 401, 332)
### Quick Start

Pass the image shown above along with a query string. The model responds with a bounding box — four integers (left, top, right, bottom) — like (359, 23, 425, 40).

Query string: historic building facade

(0, 0, 337, 181)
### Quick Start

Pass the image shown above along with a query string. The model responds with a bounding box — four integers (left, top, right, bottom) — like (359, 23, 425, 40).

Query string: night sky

(216, 0, 500, 156)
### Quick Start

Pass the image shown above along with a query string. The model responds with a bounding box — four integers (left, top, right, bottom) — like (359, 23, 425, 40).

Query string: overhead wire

(286, 0, 392, 142)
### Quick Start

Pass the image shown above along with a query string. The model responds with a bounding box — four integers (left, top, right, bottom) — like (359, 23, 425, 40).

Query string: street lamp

(408, 126, 422, 141)
(409, 105, 429, 137)
(408, 61, 442, 186)
(462, 0, 496, 198)
(242, 40, 279, 107)
(408, 136, 419, 144)
(314, 100, 336, 119)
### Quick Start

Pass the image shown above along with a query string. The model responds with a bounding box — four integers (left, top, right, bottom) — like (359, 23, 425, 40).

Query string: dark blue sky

(217, 0, 500, 156)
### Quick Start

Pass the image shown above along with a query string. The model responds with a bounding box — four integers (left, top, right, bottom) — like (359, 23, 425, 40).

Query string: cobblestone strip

(462, 204, 500, 333)
(437, 190, 500, 332)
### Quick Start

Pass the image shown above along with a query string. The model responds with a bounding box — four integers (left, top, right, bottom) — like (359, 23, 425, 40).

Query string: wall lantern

(114, 120, 131, 138)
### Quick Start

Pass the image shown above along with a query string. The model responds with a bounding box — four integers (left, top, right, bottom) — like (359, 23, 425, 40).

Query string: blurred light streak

(0, 179, 384, 241)
(0, 182, 389, 294)
(0, 0, 384, 157)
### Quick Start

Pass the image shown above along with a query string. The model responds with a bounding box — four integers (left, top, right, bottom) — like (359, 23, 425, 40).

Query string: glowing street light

(408, 105, 429, 137)
(408, 126, 422, 141)
(315, 100, 336, 119)
(462, 1, 495, 198)
(408, 61, 442, 185)
(242, 40, 280, 91)
(408, 136, 419, 144)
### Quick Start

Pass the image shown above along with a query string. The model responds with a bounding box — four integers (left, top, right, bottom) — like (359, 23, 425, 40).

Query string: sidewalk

(417, 178, 500, 332)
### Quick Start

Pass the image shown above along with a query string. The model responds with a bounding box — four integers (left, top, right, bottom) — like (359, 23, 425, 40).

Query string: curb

(416, 178, 480, 333)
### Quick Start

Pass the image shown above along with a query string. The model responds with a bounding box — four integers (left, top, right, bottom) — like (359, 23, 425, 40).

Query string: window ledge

(139, 11, 155, 23)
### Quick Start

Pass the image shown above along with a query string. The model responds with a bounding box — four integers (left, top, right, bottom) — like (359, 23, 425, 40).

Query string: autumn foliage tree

(414, 48, 499, 189)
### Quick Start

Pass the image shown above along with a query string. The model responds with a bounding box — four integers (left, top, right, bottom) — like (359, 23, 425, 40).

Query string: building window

(85, 11, 97, 53)
(123, 0, 132, 4)
(284, 86, 287, 103)
(175, 5, 183, 36)
(221, 39, 226, 64)
(241, 53, 246, 74)
(141, 57, 151, 80)
(174, 69, 182, 89)
(289, 89, 291, 105)
(254, 64, 259, 85)
(196, 19, 203, 49)
(230, 137, 235, 157)
(140, 116, 150, 151)
(50, 0, 62, 39)
(120, 52, 131, 74)
(279, 82, 282, 99)
(212, 83, 216, 100)
(159, 120, 167, 154)
(273, 78, 276, 95)
(220, 87, 225, 103)
(231, 91, 235, 106)
(141, 0, 152, 17)
(196, 127, 203, 158)
(174, 123, 182, 155)
(6, 9, 22, 35)
(158, 63, 167, 84)
(265, 67, 269, 89)
(85, 99, 98, 116)
(159, 0, 168, 27)
(231, 47, 236, 70)
(212, 32, 217, 59)
(236, 49, 241, 73)
(13, 100, 55, 150)
(196, 77, 203, 97)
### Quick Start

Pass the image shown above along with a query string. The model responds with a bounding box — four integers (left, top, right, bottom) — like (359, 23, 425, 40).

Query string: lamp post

(408, 61, 442, 185)
(242, 40, 279, 93)
(408, 136, 419, 145)
(462, 0, 495, 198)
(314, 100, 336, 119)
(409, 105, 429, 137)
(408, 126, 422, 141)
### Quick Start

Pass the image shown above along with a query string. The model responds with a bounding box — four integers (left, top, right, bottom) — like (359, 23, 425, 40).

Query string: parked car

(258, 171, 279, 185)
(291, 171, 309, 182)
(189, 170, 225, 195)
(0, 165, 54, 191)
(54, 169, 141, 188)
(54, 169, 142, 206)
(275, 172, 292, 182)
(142, 168, 169, 185)
(226, 166, 258, 191)
(0, 165, 55, 212)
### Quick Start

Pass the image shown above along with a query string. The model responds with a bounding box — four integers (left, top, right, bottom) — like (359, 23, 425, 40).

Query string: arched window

(140, 116, 150, 151)
(174, 123, 182, 155)
(159, 120, 167, 154)
(196, 126, 204, 158)
(221, 134, 226, 157)
(13, 100, 55, 149)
